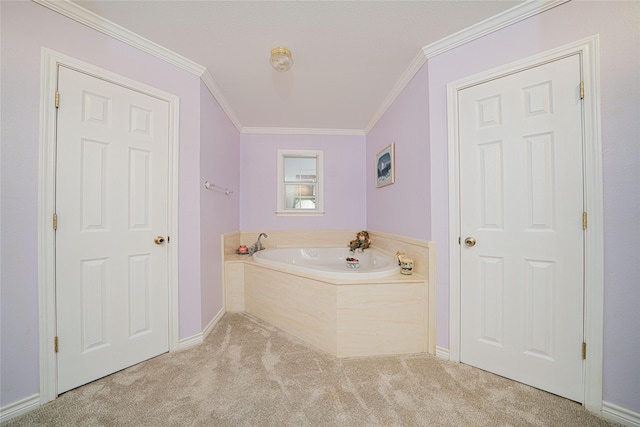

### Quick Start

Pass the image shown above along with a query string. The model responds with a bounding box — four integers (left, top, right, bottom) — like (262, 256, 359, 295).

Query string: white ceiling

(68, 0, 527, 133)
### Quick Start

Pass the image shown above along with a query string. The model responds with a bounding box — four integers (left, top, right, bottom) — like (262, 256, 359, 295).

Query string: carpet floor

(4, 312, 618, 426)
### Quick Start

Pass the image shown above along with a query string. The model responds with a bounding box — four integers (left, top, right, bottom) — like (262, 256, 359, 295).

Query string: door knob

(464, 237, 476, 247)
(154, 236, 166, 245)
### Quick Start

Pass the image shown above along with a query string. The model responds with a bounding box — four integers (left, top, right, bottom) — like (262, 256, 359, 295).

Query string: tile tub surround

(236, 230, 358, 252)
(223, 230, 435, 357)
(230, 230, 431, 276)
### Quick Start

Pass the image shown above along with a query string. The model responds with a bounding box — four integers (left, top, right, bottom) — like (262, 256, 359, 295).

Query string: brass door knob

(464, 237, 476, 247)
(154, 236, 166, 245)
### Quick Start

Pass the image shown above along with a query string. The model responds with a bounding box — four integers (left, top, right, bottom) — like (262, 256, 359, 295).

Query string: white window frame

(276, 149, 324, 216)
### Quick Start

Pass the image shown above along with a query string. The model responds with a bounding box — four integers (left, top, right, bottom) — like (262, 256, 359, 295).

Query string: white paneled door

(458, 54, 584, 402)
(56, 66, 170, 393)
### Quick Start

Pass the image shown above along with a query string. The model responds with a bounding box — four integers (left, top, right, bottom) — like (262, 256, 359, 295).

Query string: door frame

(37, 49, 180, 403)
(446, 36, 603, 411)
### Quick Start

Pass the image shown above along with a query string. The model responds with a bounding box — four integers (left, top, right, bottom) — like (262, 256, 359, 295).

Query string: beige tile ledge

(227, 256, 426, 285)
(224, 229, 432, 279)
(224, 253, 252, 262)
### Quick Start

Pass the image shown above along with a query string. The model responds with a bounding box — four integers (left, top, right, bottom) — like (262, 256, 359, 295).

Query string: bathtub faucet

(254, 232, 269, 252)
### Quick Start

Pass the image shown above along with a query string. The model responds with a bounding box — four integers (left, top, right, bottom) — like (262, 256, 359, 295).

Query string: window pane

(277, 149, 323, 214)
(284, 184, 316, 209)
(284, 157, 317, 182)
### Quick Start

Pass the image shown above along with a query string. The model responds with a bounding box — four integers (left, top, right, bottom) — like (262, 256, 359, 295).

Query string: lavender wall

(239, 134, 367, 231)
(199, 80, 240, 328)
(0, 1, 204, 406)
(1, 0, 637, 416)
(367, 65, 431, 240)
(426, 1, 639, 411)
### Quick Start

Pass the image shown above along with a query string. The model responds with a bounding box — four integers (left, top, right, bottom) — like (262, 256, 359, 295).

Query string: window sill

(275, 211, 326, 217)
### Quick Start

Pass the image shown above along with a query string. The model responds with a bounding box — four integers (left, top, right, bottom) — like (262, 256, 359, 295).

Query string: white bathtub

(251, 247, 400, 279)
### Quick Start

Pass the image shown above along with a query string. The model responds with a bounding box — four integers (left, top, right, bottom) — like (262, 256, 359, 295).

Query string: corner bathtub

(226, 246, 427, 358)
(251, 247, 400, 279)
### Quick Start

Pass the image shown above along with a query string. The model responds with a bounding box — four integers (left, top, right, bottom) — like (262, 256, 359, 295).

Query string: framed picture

(375, 143, 395, 188)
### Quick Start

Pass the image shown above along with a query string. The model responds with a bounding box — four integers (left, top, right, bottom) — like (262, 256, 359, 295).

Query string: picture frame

(375, 143, 395, 188)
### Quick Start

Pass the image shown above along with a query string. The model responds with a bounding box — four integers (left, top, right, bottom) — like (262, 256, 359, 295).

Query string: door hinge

(55, 91, 60, 108)
(54, 336, 59, 353)
(582, 212, 587, 230)
(580, 81, 584, 100)
(53, 213, 58, 230)
(582, 342, 587, 360)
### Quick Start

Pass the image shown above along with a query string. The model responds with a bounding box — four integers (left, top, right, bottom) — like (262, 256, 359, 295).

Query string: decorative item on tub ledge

(396, 251, 413, 275)
(349, 230, 371, 252)
(345, 257, 360, 268)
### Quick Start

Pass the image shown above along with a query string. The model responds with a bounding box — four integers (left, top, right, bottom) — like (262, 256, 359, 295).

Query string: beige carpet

(5, 313, 617, 426)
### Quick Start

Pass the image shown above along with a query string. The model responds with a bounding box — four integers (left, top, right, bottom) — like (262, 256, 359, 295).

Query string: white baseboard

(178, 308, 225, 350)
(602, 401, 640, 427)
(435, 346, 450, 360)
(202, 308, 225, 341)
(0, 393, 40, 423)
(177, 333, 202, 350)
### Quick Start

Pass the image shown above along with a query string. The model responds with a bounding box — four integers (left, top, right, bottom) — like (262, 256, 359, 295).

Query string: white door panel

(56, 66, 169, 393)
(459, 54, 584, 401)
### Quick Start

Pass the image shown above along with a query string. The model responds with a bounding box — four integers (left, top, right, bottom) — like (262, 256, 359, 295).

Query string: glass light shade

(270, 47, 293, 72)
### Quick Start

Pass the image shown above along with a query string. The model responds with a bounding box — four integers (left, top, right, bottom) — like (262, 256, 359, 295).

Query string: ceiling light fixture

(270, 47, 293, 72)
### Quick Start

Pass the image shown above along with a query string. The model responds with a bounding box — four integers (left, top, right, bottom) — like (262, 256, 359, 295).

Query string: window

(277, 150, 324, 215)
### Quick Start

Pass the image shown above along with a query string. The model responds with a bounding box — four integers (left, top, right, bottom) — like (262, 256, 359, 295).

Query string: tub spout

(254, 232, 269, 252)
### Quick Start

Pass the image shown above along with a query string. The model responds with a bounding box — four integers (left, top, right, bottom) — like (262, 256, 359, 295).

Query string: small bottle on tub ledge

(396, 251, 413, 275)
(345, 257, 360, 268)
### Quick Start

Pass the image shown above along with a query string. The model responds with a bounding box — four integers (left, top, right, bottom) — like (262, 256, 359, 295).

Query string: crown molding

(421, 0, 569, 58)
(241, 127, 366, 136)
(32, 0, 243, 131)
(33, 0, 205, 75)
(34, 0, 569, 137)
(200, 70, 243, 131)
(364, 50, 428, 134)
(364, 0, 569, 134)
